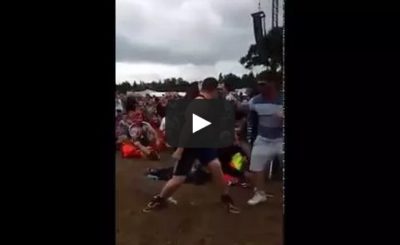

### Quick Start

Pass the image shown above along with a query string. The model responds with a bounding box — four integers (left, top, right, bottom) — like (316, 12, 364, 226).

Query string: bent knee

(171, 175, 187, 183)
(208, 159, 221, 168)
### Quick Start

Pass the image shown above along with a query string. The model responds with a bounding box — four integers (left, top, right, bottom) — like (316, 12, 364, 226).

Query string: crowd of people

(115, 82, 249, 160)
(115, 70, 283, 214)
(115, 92, 178, 159)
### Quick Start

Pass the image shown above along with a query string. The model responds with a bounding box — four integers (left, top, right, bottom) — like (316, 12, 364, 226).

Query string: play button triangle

(192, 114, 211, 133)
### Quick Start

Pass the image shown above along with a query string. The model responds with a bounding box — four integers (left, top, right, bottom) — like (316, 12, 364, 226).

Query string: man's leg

(207, 159, 229, 195)
(238, 140, 252, 160)
(247, 137, 274, 205)
(142, 149, 195, 213)
(207, 159, 240, 214)
(159, 175, 186, 199)
(200, 149, 240, 214)
(142, 176, 187, 213)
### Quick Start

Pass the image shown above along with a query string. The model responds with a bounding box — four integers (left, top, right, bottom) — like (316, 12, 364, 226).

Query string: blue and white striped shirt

(247, 94, 283, 143)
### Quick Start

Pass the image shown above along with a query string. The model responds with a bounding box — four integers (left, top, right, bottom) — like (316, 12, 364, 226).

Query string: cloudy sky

(116, 0, 283, 83)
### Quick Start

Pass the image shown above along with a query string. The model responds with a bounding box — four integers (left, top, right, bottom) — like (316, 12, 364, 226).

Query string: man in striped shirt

(247, 71, 284, 205)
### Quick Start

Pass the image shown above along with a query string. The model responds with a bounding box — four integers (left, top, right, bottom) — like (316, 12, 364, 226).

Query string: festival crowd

(115, 81, 249, 161)
(115, 71, 283, 212)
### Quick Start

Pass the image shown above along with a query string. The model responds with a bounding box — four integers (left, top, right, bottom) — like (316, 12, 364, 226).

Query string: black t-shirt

(125, 97, 137, 111)
(156, 103, 166, 118)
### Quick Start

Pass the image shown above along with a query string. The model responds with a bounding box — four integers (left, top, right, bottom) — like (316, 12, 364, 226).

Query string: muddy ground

(116, 152, 283, 245)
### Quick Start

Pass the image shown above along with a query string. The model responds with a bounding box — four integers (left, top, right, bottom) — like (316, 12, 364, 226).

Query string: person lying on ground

(145, 160, 211, 185)
(144, 145, 250, 187)
(145, 128, 250, 186)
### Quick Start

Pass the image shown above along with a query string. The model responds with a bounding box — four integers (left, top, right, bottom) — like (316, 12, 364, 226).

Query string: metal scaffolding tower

(272, 0, 279, 28)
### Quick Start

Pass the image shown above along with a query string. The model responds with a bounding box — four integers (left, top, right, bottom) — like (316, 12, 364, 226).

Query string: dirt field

(116, 152, 283, 245)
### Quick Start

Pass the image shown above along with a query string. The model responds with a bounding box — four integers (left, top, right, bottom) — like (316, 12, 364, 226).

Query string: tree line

(116, 73, 258, 94)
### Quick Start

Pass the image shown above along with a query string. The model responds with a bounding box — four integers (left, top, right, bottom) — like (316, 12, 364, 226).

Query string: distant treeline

(116, 73, 257, 94)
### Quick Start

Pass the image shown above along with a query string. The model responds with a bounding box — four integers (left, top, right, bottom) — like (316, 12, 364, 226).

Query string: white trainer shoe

(167, 197, 178, 205)
(247, 191, 267, 205)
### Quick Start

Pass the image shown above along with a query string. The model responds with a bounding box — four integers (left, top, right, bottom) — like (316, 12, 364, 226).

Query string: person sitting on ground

(128, 118, 161, 160)
(149, 113, 161, 130)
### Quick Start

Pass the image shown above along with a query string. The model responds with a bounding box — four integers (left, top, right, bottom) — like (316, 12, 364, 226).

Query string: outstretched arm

(247, 99, 258, 146)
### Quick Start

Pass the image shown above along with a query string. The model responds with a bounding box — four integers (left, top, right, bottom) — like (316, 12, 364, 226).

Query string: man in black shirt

(143, 78, 240, 214)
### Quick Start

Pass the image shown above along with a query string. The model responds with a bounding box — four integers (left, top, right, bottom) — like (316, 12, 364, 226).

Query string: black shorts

(173, 148, 218, 176)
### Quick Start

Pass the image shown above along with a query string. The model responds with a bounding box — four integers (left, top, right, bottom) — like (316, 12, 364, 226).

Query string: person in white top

(159, 117, 166, 133)
(222, 81, 240, 107)
(225, 91, 237, 102)
(115, 93, 124, 115)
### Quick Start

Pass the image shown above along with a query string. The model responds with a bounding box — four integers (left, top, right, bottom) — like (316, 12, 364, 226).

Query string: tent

(131, 90, 185, 97)
(131, 89, 163, 97)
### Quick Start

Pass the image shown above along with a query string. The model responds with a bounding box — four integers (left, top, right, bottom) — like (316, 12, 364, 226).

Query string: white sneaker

(247, 191, 267, 205)
(167, 197, 178, 205)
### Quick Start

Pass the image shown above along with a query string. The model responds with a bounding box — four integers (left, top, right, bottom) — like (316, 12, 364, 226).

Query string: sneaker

(167, 197, 178, 205)
(145, 168, 157, 175)
(142, 195, 166, 213)
(227, 203, 241, 214)
(221, 194, 241, 214)
(247, 191, 267, 205)
(240, 182, 251, 188)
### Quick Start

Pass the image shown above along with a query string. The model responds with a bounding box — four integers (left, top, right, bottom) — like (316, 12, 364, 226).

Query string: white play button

(192, 114, 211, 133)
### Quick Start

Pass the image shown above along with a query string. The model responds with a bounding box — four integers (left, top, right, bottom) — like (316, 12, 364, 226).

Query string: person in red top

(131, 106, 144, 123)
(124, 104, 160, 160)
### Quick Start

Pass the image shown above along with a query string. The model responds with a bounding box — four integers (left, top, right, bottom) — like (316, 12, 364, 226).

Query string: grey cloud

(116, 35, 218, 65)
(211, 0, 254, 28)
(116, 29, 252, 65)
(116, 0, 280, 66)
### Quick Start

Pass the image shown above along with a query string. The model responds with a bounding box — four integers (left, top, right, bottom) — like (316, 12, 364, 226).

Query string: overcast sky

(116, 0, 283, 83)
